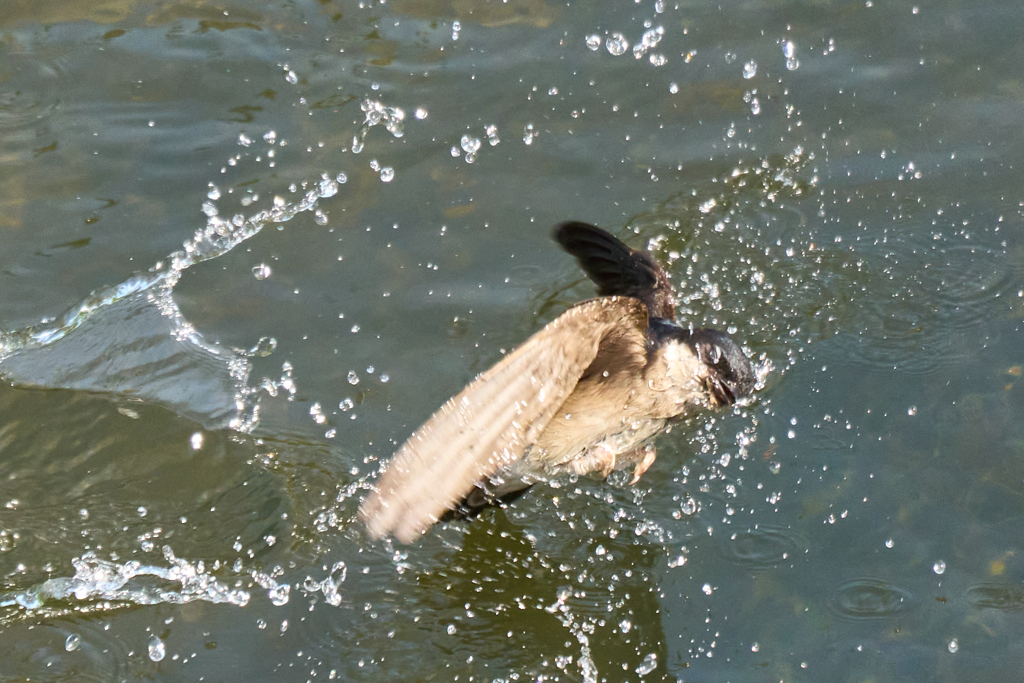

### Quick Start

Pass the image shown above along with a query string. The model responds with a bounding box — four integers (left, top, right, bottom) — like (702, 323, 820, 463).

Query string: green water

(2, 0, 1024, 680)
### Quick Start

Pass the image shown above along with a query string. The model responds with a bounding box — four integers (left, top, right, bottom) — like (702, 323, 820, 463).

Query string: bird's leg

(568, 445, 617, 478)
(629, 443, 657, 484)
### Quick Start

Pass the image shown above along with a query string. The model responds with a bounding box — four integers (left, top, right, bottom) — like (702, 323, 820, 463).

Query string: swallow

(360, 221, 755, 543)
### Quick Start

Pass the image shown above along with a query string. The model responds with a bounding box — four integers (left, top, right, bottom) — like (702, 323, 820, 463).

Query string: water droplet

(285, 70, 298, 85)
(702, 583, 713, 595)
(669, 82, 679, 94)
(585, 34, 601, 51)
(680, 498, 697, 515)
(415, 107, 428, 120)
(885, 538, 895, 548)
(252, 264, 272, 280)
(379, 167, 395, 182)
(250, 336, 277, 357)
(635, 653, 657, 676)
(269, 584, 290, 606)
(743, 60, 758, 79)
(447, 624, 457, 635)
(190, 432, 204, 451)
(948, 638, 958, 653)
(606, 33, 629, 56)
(460, 135, 481, 163)
(339, 398, 354, 412)
(522, 123, 537, 145)
(751, 642, 759, 653)
(65, 634, 81, 651)
(724, 51, 737, 64)
(783, 40, 799, 70)
(148, 635, 166, 662)
(933, 560, 947, 575)
(379, 373, 390, 383)
(347, 371, 359, 385)
(485, 124, 500, 146)
(908, 406, 918, 416)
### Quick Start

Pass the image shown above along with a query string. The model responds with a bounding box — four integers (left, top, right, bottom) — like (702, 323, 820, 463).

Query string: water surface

(2, 0, 1024, 680)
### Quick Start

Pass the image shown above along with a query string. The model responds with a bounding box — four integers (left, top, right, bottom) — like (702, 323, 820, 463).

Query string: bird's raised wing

(554, 221, 676, 320)
(360, 297, 649, 543)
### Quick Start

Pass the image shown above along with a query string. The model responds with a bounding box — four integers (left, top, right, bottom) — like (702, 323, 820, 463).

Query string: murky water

(2, 0, 1024, 680)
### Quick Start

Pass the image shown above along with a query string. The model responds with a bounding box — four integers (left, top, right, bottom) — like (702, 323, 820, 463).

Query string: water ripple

(966, 582, 1024, 611)
(719, 525, 806, 570)
(829, 578, 915, 620)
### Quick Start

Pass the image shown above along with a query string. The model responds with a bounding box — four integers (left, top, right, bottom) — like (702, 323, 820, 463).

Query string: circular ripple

(1, 619, 129, 680)
(966, 582, 1024, 611)
(829, 578, 914, 620)
(931, 246, 1013, 319)
(0, 89, 59, 131)
(719, 525, 806, 570)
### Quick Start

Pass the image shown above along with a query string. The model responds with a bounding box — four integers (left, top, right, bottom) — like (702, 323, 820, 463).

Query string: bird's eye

(709, 344, 723, 364)
(700, 342, 724, 366)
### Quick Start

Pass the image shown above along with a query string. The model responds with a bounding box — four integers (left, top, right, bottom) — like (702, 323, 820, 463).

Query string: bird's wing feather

(360, 297, 648, 543)
(554, 221, 676, 320)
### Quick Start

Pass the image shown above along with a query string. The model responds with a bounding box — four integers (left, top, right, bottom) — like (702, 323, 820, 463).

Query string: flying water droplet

(65, 634, 81, 652)
(606, 33, 628, 56)
(783, 40, 799, 70)
(460, 135, 481, 163)
(269, 584, 290, 606)
(635, 653, 657, 676)
(148, 635, 166, 662)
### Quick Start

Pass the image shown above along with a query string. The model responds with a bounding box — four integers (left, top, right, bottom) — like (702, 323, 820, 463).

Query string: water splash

(0, 166, 348, 431)
(0, 546, 251, 617)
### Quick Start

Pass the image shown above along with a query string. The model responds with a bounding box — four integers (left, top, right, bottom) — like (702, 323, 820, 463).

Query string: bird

(360, 221, 755, 543)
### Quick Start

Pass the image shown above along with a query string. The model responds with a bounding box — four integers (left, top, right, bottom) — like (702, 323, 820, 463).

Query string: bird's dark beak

(685, 328, 755, 407)
(704, 374, 737, 407)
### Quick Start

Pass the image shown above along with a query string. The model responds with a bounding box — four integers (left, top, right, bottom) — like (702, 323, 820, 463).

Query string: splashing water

(0, 158, 350, 431)
(0, 546, 251, 615)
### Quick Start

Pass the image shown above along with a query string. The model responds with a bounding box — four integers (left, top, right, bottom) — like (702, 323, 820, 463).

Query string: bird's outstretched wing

(360, 297, 649, 543)
(554, 221, 676, 320)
